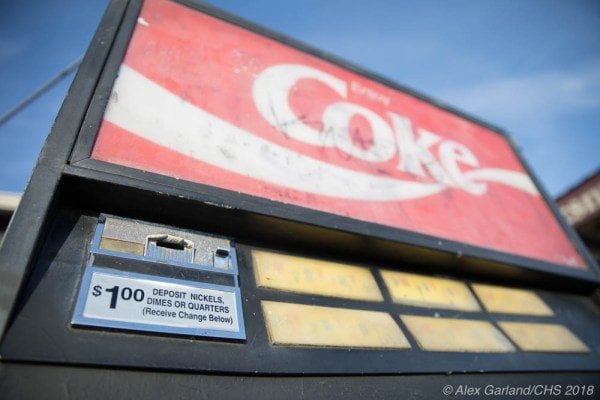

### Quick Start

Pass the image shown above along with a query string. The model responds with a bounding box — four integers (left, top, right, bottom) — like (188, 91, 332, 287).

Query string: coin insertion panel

(400, 315, 516, 353)
(380, 270, 480, 312)
(471, 283, 553, 316)
(498, 322, 589, 353)
(262, 301, 410, 349)
(71, 214, 246, 340)
(252, 249, 383, 302)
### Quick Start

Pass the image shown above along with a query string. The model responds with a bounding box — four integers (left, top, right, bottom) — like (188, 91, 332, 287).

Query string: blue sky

(0, 0, 598, 197)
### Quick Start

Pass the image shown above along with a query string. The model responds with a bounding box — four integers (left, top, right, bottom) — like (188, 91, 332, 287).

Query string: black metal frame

(0, 0, 598, 346)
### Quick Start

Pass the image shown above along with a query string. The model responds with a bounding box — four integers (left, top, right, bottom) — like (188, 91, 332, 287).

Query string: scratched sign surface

(91, 0, 585, 268)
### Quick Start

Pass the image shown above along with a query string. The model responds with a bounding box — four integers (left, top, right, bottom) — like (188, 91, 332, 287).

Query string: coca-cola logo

(252, 64, 537, 198)
(103, 64, 537, 202)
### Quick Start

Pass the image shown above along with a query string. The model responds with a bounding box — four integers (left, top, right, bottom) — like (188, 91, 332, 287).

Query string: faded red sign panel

(92, 0, 585, 268)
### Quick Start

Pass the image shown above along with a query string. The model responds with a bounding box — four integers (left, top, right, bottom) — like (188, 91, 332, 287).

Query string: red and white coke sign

(92, 0, 586, 268)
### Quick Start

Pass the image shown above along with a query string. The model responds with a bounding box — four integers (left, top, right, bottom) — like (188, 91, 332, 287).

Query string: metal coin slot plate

(72, 214, 246, 340)
(96, 214, 235, 272)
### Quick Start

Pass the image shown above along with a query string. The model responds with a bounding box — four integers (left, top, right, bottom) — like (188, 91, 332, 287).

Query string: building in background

(557, 169, 600, 262)
(0, 192, 21, 244)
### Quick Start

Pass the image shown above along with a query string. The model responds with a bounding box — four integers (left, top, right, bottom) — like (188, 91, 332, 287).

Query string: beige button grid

(252, 248, 587, 354)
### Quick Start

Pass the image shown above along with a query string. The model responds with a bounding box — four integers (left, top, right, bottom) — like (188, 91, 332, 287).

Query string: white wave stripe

(103, 66, 538, 201)
(464, 169, 539, 196)
(103, 66, 445, 201)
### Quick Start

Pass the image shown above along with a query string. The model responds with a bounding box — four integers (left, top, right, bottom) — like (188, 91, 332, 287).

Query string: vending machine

(1, 0, 598, 398)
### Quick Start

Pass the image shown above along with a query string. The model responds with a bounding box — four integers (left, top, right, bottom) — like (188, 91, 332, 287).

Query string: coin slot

(151, 235, 190, 250)
(145, 234, 195, 264)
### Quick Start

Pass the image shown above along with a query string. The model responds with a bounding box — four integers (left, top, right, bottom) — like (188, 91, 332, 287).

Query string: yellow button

(498, 322, 589, 353)
(380, 270, 480, 312)
(400, 315, 515, 352)
(252, 249, 383, 301)
(262, 301, 410, 349)
(99, 238, 144, 255)
(471, 283, 553, 316)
